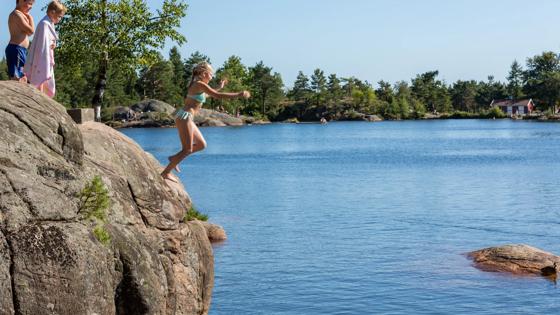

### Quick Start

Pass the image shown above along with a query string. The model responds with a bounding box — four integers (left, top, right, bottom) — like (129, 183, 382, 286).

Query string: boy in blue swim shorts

(6, 0, 35, 82)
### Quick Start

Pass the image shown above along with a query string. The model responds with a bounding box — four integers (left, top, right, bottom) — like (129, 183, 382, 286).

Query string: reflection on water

(123, 120, 560, 315)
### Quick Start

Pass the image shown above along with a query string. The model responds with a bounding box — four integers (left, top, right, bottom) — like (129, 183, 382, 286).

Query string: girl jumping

(161, 62, 250, 182)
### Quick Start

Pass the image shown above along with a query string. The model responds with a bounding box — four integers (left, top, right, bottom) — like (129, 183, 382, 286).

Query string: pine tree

(246, 61, 284, 117)
(507, 60, 524, 100)
(310, 69, 327, 106)
(327, 73, 342, 101)
(290, 71, 311, 102)
(183, 51, 211, 90)
(138, 57, 182, 106)
(169, 46, 187, 96)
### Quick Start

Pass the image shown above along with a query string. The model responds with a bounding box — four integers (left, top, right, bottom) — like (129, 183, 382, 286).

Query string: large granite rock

(109, 101, 256, 128)
(468, 244, 560, 276)
(131, 99, 176, 115)
(0, 81, 214, 314)
(194, 108, 244, 127)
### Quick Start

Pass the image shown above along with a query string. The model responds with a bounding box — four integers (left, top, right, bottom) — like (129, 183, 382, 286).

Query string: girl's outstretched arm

(196, 81, 250, 100)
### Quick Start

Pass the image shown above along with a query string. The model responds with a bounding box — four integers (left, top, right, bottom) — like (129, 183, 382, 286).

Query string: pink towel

(24, 16, 58, 97)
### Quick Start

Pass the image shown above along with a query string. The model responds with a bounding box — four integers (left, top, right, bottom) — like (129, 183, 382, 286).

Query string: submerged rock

(468, 244, 560, 276)
(0, 82, 217, 314)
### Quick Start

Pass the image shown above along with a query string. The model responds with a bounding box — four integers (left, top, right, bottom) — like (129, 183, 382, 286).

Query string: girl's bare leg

(162, 118, 206, 181)
(162, 118, 192, 181)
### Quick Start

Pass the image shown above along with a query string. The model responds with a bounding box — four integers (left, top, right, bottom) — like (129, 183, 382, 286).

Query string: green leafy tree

(104, 64, 139, 107)
(451, 80, 479, 112)
(507, 60, 525, 100)
(393, 81, 413, 118)
(397, 96, 411, 119)
(55, 58, 97, 107)
(183, 51, 211, 90)
(523, 51, 560, 112)
(351, 85, 378, 113)
(58, 0, 187, 114)
(169, 46, 187, 96)
(375, 80, 395, 104)
(138, 56, 182, 106)
(411, 71, 452, 113)
(246, 61, 284, 117)
(327, 73, 343, 101)
(342, 77, 366, 97)
(214, 55, 249, 114)
(310, 68, 327, 106)
(289, 71, 311, 102)
(411, 98, 426, 118)
(476, 76, 507, 109)
(394, 81, 412, 100)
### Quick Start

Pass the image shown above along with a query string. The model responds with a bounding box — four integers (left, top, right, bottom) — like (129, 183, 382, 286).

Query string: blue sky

(2, 0, 560, 87)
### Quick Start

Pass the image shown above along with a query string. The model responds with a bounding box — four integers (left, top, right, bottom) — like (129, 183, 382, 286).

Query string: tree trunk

(261, 89, 268, 117)
(92, 0, 108, 122)
(92, 52, 108, 121)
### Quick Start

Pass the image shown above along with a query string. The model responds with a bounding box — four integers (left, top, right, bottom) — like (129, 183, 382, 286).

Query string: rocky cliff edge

(0, 82, 214, 315)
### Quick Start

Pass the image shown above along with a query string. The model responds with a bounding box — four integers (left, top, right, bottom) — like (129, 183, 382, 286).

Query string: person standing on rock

(5, 0, 35, 82)
(161, 62, 251, 182)
(24, 0, 66, 97)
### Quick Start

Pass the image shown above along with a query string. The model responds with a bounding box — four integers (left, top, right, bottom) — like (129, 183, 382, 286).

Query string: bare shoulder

(9, 10, 25, 22)
(10, 10, 25, 18)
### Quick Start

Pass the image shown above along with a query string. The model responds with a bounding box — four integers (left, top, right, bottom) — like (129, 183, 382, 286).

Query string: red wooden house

(490, 99, 535, 116)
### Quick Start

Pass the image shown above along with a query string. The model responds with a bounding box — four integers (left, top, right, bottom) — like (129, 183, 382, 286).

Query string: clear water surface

(122, 120, 560, 315)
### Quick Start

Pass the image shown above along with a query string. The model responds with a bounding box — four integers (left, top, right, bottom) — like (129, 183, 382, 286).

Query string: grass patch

(93, 225, 111, 245)
(184, 205, 208, 222)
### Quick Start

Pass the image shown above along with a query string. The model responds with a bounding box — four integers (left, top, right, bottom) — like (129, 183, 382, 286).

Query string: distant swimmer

(320, 117, 328, 124)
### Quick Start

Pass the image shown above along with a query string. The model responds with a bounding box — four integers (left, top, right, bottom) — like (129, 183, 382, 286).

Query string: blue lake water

(122, 120, 560, 314)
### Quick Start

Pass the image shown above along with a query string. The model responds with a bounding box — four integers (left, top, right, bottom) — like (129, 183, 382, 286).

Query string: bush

(79, 176, 111, 245)
(448, 111, 478, 119)
(184, 205, 208, 222)
(481, 107, 506, 119)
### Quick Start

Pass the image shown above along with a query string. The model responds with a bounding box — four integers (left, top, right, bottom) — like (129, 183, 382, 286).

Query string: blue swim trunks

(5, 44, 27, 79)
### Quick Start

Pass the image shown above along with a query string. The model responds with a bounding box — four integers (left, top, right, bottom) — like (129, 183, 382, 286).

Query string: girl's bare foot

(168, 156, 180, 173)
(161, 172, 178, 183)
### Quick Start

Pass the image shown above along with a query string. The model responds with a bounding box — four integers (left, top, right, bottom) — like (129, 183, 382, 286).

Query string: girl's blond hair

(48, 0, 67, 14)
(189, 62, 213, 87)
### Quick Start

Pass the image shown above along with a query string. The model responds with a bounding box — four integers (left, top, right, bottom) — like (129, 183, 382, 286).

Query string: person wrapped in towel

(24, 1, 66, 97)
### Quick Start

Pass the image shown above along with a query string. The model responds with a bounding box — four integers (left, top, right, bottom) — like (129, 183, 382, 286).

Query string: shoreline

(107, 115, 560, 129)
